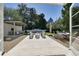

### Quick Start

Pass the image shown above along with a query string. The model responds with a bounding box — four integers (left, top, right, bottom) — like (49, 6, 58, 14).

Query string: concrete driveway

(4, 35, 74, 56)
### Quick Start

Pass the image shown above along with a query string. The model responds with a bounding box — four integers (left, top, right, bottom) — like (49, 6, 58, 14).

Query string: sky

(4, 3, 63, 22)
(73, 3, 79, 7)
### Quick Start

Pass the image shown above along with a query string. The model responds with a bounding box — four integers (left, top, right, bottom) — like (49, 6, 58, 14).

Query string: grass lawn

(46, 32, 69, 47)
(45, 32, 54, 36)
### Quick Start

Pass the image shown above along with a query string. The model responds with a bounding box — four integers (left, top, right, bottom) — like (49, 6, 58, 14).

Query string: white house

(4, 20, 25, 37)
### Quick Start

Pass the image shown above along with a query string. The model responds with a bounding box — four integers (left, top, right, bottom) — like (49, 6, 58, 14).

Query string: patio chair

(35, 33, 40, 39)
(29, 33, 33, 39)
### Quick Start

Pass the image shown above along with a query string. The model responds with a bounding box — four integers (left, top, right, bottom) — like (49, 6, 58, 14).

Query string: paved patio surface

(4, 35, 74, 56)
(71, 36, 79, 55)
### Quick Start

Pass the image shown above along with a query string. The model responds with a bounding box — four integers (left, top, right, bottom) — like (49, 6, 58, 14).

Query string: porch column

(13, 21, 16, 36)
(69, 3, 74, 49)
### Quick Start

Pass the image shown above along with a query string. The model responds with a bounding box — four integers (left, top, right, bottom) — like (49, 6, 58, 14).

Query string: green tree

(18, 3, 31, 30)
(38, 13, 47, 29)
(54, 17, 64, 32)
(4, 6, 22, 21)
(18, 4, 47, 30)
(72, 6, 79, 26)
(62, 3, 72, 32)
(18, 3, 28, 22)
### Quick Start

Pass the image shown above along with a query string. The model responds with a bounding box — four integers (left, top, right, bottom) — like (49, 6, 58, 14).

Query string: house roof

(4, 20, 26, 26)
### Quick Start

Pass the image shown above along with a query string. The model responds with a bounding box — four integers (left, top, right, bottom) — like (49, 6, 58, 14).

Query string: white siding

(4, 23, 14, 36)
(4, 23, 22, 36)
(15, 25, 22, 32)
